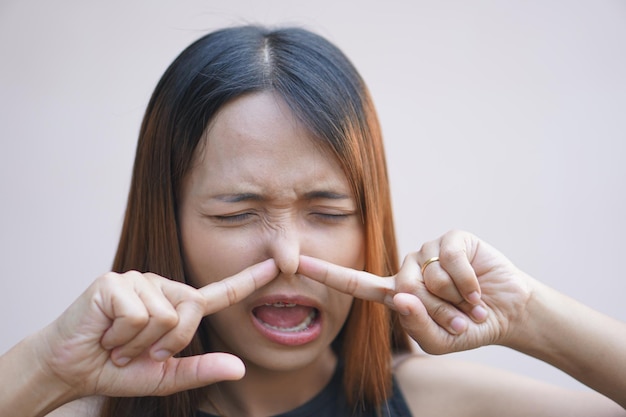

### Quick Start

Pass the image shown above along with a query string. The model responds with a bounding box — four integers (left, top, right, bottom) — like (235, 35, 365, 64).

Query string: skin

(2, 94, 626, 417)
(177, 91, 364, 416)
(298, 231, 626, 416)
(0, 260, 282, 417)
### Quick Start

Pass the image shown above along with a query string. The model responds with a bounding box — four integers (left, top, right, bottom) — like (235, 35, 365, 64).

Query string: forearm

(0, 333, 76, 417)
(506, 278, 626, 409)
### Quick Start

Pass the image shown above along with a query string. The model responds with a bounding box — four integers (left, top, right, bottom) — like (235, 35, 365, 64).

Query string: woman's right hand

(35, 259, 279, 400)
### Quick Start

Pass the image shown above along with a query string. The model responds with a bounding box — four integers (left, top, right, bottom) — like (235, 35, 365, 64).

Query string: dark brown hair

(101, 25, 410, 417)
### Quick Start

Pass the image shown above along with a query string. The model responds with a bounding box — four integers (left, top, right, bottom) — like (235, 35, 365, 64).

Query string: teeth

(262, 309, 317, 332)
(265, 302, 297, 308)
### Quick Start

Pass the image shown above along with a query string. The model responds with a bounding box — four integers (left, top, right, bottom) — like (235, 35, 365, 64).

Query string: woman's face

(178, 91, 364, 372)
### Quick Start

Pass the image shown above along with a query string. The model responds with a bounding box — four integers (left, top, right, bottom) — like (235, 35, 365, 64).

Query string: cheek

(309, 226, 365, 270)
(325, 290, 355, 340)
(180, 221, 264, 288)
(335, 292, 355, 318)
(200, 304, 250, 353)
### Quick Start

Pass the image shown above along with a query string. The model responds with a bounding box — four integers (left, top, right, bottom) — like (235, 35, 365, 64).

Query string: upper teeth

(265, 302, 297, 308)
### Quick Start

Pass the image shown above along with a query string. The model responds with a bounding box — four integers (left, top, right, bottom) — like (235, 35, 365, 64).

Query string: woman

(1, 25, 625, 417)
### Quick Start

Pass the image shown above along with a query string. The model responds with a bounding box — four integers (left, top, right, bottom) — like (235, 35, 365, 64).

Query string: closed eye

(212, 212, 255, 224)
(311, 212, 352, 223)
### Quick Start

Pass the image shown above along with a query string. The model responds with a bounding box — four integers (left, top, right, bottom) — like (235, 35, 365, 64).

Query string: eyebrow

(212, 193, 264, 203)
(302, 190, 352, 200)
(211, 190, 352, 203)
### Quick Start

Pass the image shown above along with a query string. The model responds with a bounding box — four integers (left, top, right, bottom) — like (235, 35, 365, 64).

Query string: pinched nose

(267, 227, 300, 276)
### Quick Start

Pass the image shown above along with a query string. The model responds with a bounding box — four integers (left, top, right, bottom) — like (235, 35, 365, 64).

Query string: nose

(267, 223, 300, 276)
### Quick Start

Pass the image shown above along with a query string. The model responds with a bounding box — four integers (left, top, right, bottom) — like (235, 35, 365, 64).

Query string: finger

(148, 278, 206, 361)
(419, 260, 488, 323)
(150, 352, 246, 396)
(415, 240, 466, 305)
(108, 274, 183, 365)
(199, 258, 279, 315)
(98, 272, 151, 352)
(393, 254, 487, 325)
(394, 253, 422, 295)
(394, 285, 470, 337)
(298, 255, 394, 303)
(393, 255, 462, 328)
(392, 292, 463, 354)
(438, 231, 482, 304)
(396, 252, 466, 306)
(421, 260, 466, 304)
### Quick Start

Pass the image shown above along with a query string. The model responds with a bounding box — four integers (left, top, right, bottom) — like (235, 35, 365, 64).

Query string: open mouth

(252, 302, 319, 333)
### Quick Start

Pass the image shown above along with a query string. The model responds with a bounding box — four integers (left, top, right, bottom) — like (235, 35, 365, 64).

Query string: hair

(101, 25, 411, 417)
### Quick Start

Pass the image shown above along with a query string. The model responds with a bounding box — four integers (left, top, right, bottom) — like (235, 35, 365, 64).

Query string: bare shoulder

(392, 353, 483, 417)
(45, 396, 104, 417)
(393, 354, 625, 417)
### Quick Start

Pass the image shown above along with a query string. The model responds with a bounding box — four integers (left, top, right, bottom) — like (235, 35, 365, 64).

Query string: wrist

(499, 278, 556, 354)
(499, 277, 595, 372)
(0, 330, 79, 416)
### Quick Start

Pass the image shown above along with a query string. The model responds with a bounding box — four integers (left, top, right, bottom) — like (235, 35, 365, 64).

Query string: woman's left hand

(297, 230, 534, 354)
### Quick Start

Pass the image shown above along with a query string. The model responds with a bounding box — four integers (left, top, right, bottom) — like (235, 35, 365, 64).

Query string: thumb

(155, 352, 245, 395)
(393, 293, 458, 355)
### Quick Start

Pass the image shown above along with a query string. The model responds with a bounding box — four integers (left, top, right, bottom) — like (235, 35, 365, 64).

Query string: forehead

(205, 92, 308, 161)
(188, 92, 351, 197)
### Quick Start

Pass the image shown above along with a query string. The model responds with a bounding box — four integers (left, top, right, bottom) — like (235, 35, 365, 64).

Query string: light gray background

(1, 0, 625, 392)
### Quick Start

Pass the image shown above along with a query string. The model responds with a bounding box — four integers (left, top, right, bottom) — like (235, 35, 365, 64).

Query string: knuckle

(97, 271, 122, 287)
(316, 263, 330, 283)
(157, 309, 180, 329)
(143, 272, 160, 281)
(121, 270, 144, 280)
(222, 280, 239, 306)
(418, 241, 438, 254)
(125, 311, 150, 329)
(397, 278, 419, 294)
(424, 274, 448, 295)
(446, 229, 467, 240)
(100, 271, 119, 280)
(185, 289, 206, 307)
(344, 272, 359, 295)
(438, 245, 464, 263)
(401, 252, 417, 265)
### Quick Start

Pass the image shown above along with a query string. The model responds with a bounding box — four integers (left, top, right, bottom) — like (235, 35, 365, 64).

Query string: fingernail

(383, 294, 395, 309)
(385, 293, 413, 316)
(450, 316, 467, 334)
(115, 356, 131, 367)
(471, 305, 488, 321)
(153, 349, 172, 362)
(467, 291, 481, 304)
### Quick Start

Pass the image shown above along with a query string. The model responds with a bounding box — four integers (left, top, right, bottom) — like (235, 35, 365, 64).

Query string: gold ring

(420, 256, 440, 275)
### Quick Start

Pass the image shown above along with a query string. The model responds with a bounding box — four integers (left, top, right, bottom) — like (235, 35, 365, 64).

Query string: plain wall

(1, 0, 625, 392)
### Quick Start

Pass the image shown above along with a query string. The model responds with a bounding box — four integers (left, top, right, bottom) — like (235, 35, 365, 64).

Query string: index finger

(199, 259, 279, 315)
(298, 255, 394, 303)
